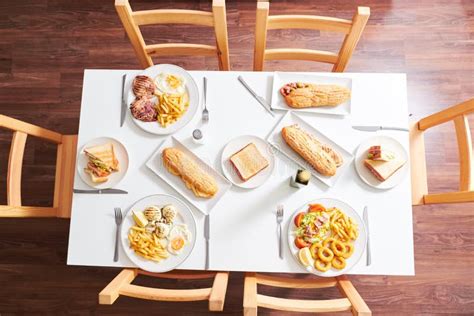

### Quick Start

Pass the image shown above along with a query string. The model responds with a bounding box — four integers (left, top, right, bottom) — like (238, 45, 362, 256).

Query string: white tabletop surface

(67, 69, 414, 276)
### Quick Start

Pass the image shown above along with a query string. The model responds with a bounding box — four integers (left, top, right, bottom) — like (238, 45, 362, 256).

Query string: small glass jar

(290, 169, 310, 188)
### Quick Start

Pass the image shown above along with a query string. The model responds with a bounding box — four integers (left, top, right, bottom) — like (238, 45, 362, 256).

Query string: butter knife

(237, 76, 275, 117)
(73, 188, 128, 194)
(352, 125, 409, 132)
(363, 206, 371, 266)
(204, 214, 210, 270)
(120, 74, 127, 127)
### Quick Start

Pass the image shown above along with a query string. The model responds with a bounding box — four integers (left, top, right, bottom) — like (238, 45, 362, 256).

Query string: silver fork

(202, 76, 209, 123)
(277, 205, 284, 259)
(114, 207, 123, 262)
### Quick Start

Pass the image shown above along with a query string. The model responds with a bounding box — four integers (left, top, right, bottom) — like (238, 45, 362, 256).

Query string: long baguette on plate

(280, 82, 351, 108)
(162, 147, 218, 198)
(281, 124, 342, 177)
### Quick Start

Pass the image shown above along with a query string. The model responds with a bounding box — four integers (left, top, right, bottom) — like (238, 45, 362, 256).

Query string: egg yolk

(171, 237, 185, 250)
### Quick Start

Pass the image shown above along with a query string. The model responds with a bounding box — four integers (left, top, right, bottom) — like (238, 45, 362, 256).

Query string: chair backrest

(254, 1, 370, 72)
(410, 98, 474, 205)
(115, 0, 230, 70)
(243, 273, 371, 315)
(0, 115, 77, 218)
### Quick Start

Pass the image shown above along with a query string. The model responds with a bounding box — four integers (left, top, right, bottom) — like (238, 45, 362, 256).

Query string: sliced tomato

(294, 212, 305, 227)
(295, 237, 311, 249)
(308, 203, 326, 213)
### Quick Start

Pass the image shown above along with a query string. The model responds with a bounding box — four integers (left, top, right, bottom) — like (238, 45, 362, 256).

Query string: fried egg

(167, 224, 192, 255)
(155, 73, 186, 96)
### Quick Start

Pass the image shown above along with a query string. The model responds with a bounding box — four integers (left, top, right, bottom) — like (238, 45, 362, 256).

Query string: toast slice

(230, 143, 269, 181)
(84, 143, 119, 171)
(84, 168, 109, 183)
(364, 157, 406, 181)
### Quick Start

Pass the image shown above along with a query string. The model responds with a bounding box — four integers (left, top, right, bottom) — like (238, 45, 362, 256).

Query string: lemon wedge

(298, 247, 313, 267)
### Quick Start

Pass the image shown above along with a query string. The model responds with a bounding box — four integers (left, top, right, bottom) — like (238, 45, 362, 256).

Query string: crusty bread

(230, 143, 269, 181)
(282, 125, 340, 177)
(162, 147, 218, 198)
(281, 83, 351, 108)
(364, 157, 406, 181)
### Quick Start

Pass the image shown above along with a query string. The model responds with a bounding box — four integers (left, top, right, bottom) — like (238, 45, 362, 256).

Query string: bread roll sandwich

(230, 143, 269, 181)
(280, 82, 350, 108)
(84, 143, 119, 183)
(281, 125, 343, 177)
(364, 155, 406, 181)
(162, 147, 218, 198)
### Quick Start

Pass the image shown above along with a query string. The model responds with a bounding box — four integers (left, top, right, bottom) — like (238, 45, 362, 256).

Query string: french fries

(329, 208, 358, 242)
(128, 225, 169, 262)
(155, 93, 189, 128)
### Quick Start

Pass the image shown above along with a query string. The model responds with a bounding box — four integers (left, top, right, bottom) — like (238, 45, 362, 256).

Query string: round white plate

(220, 135, 275, 189)
(355, 136, 408, 190)
(287, 198, 367, 277)
(77, 137, 129, 189)
(121, 194, 197, 273)
(127, 64, 199, 135)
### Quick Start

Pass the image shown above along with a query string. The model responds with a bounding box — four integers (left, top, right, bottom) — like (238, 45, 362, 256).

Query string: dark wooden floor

(0, 0, 473, 315)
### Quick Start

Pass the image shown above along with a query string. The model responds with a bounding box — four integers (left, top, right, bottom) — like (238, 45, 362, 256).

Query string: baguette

(281, 125, 338, 176)
(162, 147, 218, 198)
(280, 82, 351, 108)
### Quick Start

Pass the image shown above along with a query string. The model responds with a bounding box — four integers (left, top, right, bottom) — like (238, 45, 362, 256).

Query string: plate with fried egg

(126, 64, 199, 135)
(121, 194, 196, 273)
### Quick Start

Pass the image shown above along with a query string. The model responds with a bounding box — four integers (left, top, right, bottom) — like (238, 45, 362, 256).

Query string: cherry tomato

(308, 204, 326, 213)
(294, 212, 305, 227)
(295, 237, 311, 249)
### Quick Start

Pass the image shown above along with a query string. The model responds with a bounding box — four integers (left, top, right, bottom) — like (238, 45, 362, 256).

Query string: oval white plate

(221, 135, 275, 189)
(77, 137, 129, 189)
(121, 194, 197, 273)
(355, 135, 408, 190)
(127, 64, 199, 135)
(287, 198, 367, 277)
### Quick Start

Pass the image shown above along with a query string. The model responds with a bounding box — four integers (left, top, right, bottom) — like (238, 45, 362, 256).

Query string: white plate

(271, 72, 352, 116)
(266, 111, 353, 187)
(127, 64, 199, 135)
(220, 135, 275, 189)
(355, 135, 408, 189)
(77, 137, 129, 189)
(146, 136, 232, 215)
(121, 194, 197, 273)
(287, 198, 367, 277)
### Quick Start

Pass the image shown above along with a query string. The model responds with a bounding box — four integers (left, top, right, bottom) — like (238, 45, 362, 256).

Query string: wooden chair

(243, 273, 371, 315)
(0, 115, 77, 218)
(254, 2, 370, 72)
(115, 0, 230, 70)
(99, 269, 229, 311)
(410, 98, 474, 205)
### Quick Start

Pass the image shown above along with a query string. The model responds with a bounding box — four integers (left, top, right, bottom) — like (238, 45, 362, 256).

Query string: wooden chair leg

(336, 276, 371, 316)
(243, 272, 258, 316)
(99, 269, 137, 304)
(209, 272, 229, 311)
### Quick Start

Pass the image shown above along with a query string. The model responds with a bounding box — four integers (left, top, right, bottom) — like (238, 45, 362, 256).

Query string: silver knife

(73, 188, 128, 194)
(204, 214, 210, 270)
(352, 125, 409, 132)
(237, 76, 275, 117)
(363, 206, 371, 266)
(120, 74, 127, 127)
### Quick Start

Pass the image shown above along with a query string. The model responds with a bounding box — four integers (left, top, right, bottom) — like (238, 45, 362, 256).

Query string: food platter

(220, 135, 275, 189)
(126, 64, 199, 135)
(76, 136, 129, 189)
(121, 194, 197, 273)
(355, 135, 409, 189)
(267, 111, 354, 187)
(271, 72, 352, 116)
(287, 198, 367, 277)
(146, 136, 232, 215)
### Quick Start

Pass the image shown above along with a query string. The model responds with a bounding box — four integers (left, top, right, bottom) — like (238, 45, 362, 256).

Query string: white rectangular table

(67, 69, 414, 276)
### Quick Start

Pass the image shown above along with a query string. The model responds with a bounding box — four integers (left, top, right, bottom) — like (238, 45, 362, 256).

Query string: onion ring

(341, 243, 354, 259)
(318, 247, 334, 263)
(322, 237, 336, 248)
(332, 256, 346, 270)
(315, 259, 332, 272)
(331, 239, 346, 257)
(309, 243, 322, 259)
